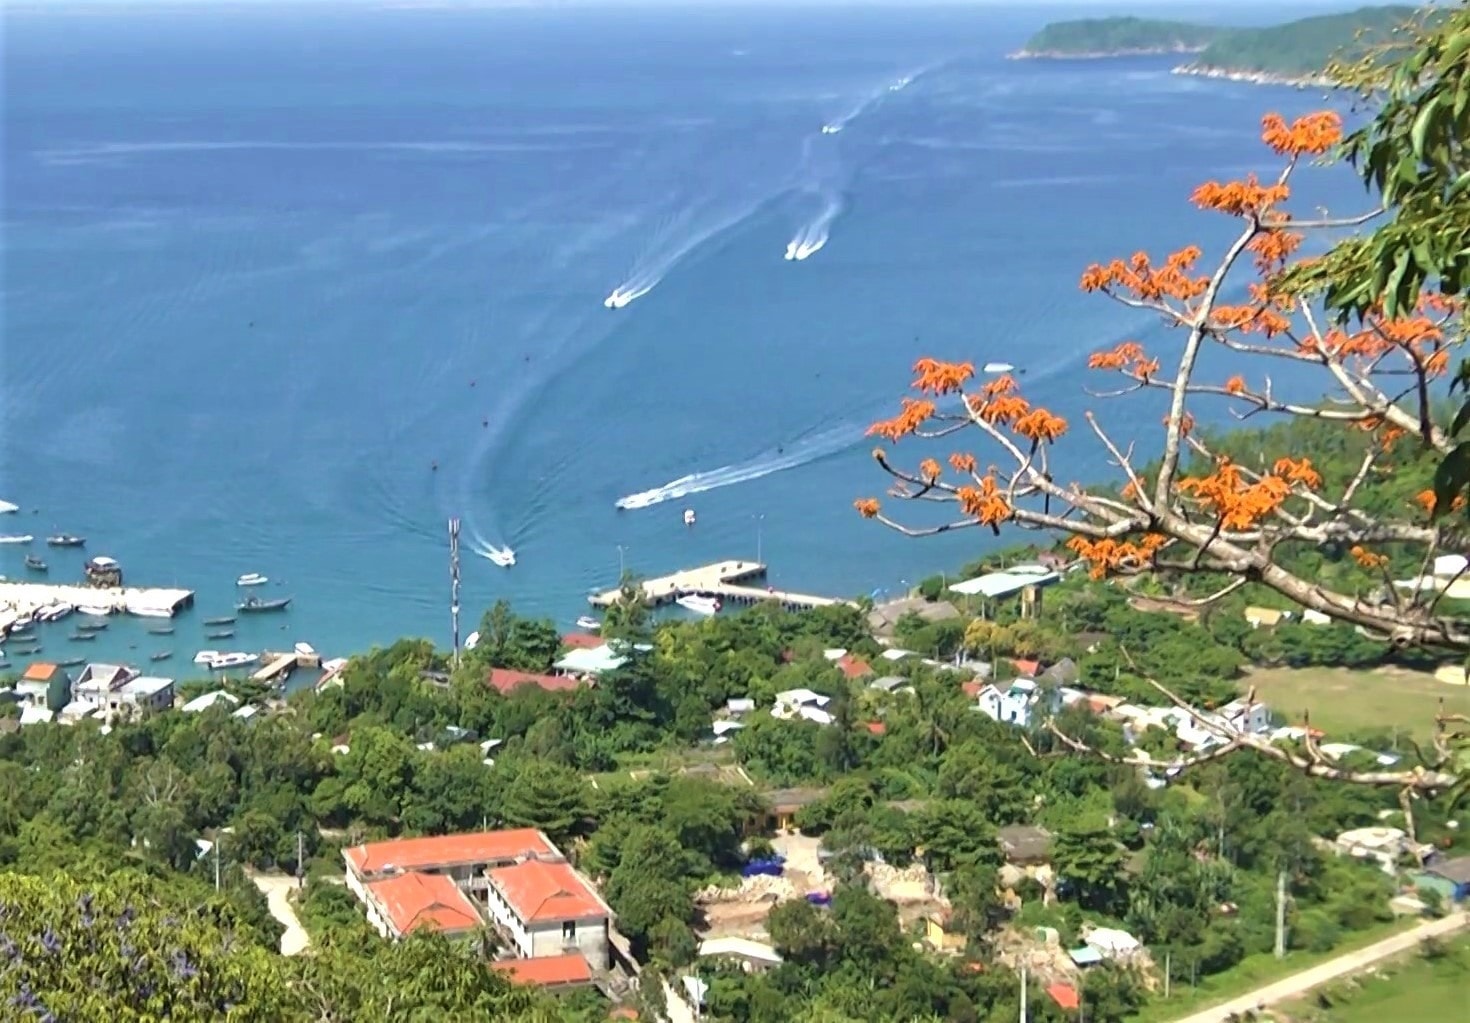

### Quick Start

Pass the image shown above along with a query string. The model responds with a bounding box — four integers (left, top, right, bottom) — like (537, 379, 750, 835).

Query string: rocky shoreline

(1171, 64, 1337, 89)
(1008, 44, 1208, 60)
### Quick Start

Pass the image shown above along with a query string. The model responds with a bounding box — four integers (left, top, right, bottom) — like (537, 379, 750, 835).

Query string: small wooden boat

(204, 616, 236, 626)
(150, 651, 173, 662)
(236, 573, 269, 587)
(56, 657, 85, 668)
(69, 632, 96, 642)
(205, 629, 235, 640)
(148, 625, 175, 635)
(237, 596, 291, 613)
(46, 534, 86, 548)
(24, 555, 47, 573)
(76, 619, 108, 632)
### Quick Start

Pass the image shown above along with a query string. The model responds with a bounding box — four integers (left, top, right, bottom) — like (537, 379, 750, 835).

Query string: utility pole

(214, 837, 221, 893)
(617, 544, 627, 580)
(1274, 869, 1288, 958)
(296, 830, 304, 889)
(1019, 963, 1027, 1023)
(1164, 952, 1171, 999)
(449, 518, 461, 668)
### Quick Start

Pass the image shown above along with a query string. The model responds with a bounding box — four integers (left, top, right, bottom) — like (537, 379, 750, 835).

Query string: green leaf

(1410, 93, 1443, 160)
(1433, 442, 1470, 518)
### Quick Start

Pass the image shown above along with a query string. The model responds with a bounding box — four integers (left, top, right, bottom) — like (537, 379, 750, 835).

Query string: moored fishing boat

(237, 596, 290, 613)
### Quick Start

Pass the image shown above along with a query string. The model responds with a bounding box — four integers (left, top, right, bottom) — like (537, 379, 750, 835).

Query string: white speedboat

(0, 500, 17, 514)
(193, 650, 221, 666)
(575, 616, 601, 632)
(983, 361, 1016, 374)
(485, 546, 516, 568)
(209, 652, 258, 670)
(237, 573, 269, 587)
(0, 535, 33, 544)
(683, 508, 697, 527)
(676, 595, 722, 616)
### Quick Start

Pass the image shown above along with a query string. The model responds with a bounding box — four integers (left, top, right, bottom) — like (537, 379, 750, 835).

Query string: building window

(562, 921, 576, 941)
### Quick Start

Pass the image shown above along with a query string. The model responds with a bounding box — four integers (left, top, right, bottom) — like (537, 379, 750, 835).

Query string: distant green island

(1014, 6, 1426, 86)
(1012, 16, 1225, 59)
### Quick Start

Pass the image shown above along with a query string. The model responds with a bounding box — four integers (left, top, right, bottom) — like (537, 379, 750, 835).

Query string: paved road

(247, 870, 311, 956)
(1168, 912, 1467, 1023)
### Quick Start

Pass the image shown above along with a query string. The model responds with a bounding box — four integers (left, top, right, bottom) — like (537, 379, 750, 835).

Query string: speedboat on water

(676, 594, 722, 616)
(237, 573, 269, 587)
(0, 535, 33, 545)
(209, 652, 259, 670)
(46, 534, 85, 548)
(238, 596, 291, 613)
(485, 546, 516, 568)
(821, 124, 842, 135)
(575, 616, 601, 632)
(983, 362, 1016, 374)
(684, 508, 696, 527)
(0, 500, 17, 514)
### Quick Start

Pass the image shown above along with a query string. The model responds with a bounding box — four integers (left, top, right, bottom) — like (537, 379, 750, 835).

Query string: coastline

(1171, 64, 1337, 89)
(1008, 45, 1207, 60)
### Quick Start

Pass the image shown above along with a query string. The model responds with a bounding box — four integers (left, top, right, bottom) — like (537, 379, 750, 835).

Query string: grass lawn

(1275, 934, 1470, 1022)
(1242, 665, 1470, 741)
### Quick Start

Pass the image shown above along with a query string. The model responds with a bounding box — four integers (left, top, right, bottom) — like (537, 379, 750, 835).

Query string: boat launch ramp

(588, 560, 853, 612)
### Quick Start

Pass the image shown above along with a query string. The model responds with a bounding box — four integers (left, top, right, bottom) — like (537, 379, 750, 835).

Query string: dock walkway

(588, 560, 853, 611)
(0, 582, 194, 630)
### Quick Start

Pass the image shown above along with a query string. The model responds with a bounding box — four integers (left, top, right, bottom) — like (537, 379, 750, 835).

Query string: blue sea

(2, 2, 1370, 666)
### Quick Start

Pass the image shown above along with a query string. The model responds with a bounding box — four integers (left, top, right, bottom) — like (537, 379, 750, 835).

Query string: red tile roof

(488, 858, 608, 923)
(487, 668, 582, 695)
(365, 871, 482, 937)
(1047, 983, 1080, 1011)
(21, 662, 59, 682)
(492, 953, 593, 987)
(961, 680, 984, 699)
(608, 1008, 639, 1021)
(863, 721, 886, 736)
(561, 633, 603, 650)
(345, 828, 554, 876)
(837, 654, 872, 679)
(1012, 659, 1041, 677)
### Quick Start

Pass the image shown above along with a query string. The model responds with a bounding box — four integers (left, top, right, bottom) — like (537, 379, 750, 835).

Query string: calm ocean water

(2, 2, 1368, 665)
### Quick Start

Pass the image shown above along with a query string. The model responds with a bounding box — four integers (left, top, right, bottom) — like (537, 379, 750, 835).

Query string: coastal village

(5, 1, 1470, 1020)
(2, 508, 1467, 1019)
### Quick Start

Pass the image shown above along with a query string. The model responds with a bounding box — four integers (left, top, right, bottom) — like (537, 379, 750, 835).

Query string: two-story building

(343, 827, 614, 975)
(358, 870, 484, 941)
(71, 663, 174, 717)
(975, 679, 1059, 729)
(484, 856, 613, 969)
(14, 662, 71, 712)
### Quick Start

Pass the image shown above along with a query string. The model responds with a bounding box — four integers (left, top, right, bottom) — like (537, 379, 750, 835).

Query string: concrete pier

(0, 582, 195, 631)
(587, 560, 854, 611)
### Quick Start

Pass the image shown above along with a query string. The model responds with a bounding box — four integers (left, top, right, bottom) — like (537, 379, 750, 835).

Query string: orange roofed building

(344, 827, 555, 912)
(361, 870, 483, 941)
(491, 952, 593, 991)
(486, 856, 614, 970)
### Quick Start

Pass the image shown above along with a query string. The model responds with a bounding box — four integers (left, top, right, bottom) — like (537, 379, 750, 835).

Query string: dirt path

(247, 870, 310, 956)
(1167, 912, 1467, 1023)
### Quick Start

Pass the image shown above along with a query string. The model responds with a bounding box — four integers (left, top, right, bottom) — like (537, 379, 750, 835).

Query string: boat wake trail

(616, 421, 860, 510)
(603, 201, 763, 309)
(784, 192, 844, 261)
(820, 68, 924, 135)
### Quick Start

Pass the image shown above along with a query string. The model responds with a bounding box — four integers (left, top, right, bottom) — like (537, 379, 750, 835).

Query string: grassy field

(1126, 919, 1414, 1023)
(1242, 666, 1470, 741)
(1275, 934, 1470, 1022)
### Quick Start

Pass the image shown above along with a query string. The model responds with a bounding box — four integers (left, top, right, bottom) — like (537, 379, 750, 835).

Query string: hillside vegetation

(1015, 16, 1224, 57)
(1182, 5, 1423, 78)
(1017, 6, 1426, 80)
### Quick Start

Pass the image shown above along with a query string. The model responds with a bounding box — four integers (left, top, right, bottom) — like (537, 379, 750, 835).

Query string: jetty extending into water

(0, 582, 195, 632)
(587, 560, 854, 612)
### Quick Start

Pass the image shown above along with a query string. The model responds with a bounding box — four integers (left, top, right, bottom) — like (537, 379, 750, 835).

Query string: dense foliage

(1018, 16, 1223, 56)
(1183, 6, 1425, 78)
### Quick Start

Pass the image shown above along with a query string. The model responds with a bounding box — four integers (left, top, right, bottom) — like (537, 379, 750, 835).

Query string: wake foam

(784, 193, 843, 261)
(616, 422, 859, 510)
